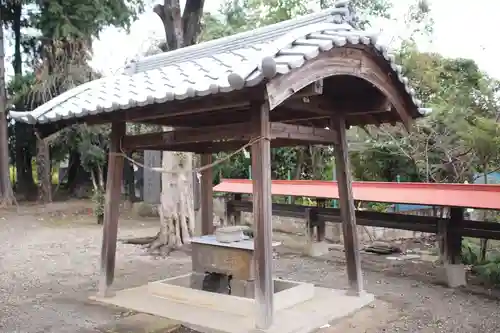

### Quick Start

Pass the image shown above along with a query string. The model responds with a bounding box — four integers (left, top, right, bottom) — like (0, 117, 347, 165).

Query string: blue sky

(89, 0, 500, 80)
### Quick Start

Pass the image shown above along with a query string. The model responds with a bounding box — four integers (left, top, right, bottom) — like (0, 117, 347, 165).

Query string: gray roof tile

(9, 1, 430, 125)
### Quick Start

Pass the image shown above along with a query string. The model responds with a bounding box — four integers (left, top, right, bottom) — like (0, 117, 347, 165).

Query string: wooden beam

(99, 121, 126, 297)
(113, 83, 323, 127)
(283, 95, 391, 118)
(266, 46, 415, 128)
(283, 97, 333, 116)
(331, 116, 364, 296)
(122, 122, 252, 151)
(271, 122, 338, 144)
(228, 200, 500, 240)
(200, 154, 214, 235)
(251, 102, 274, 329)
(125, 138, 336, 154)
(123, 122, 338, 152)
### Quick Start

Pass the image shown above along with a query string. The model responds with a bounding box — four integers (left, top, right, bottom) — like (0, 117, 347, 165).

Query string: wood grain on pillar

(99, 121, 125, 297)
(200, 153, 214, 235)
(331, 117, 364, 295)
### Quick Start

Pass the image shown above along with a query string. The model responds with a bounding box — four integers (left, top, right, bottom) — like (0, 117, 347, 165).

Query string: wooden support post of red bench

(226, 193, 242, 226)
(99, 121, 125, 297)
(331, 116, 364, 296)
(438, 206, 466, 287)
(305, 207, 315, 245)
(303, 199, 329, 257)
(316, 199, 327, 242)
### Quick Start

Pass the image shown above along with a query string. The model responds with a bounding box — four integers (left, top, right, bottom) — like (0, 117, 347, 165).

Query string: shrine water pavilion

(10, 1, 429, 332)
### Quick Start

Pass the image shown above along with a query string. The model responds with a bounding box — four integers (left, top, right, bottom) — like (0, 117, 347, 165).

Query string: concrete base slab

(444, 264, 467, 288)
(148, 274, 314, 317)
(90, 284, 374, 333)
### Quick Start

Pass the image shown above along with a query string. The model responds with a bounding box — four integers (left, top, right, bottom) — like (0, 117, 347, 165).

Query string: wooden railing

(226, 199, 500, 241)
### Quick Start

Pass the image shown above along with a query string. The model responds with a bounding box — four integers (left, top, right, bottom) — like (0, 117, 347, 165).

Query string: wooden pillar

(251, 102, 274, 329)
(233, 193, 242, 225)
(99, 121, 125, 297)
(305, 207, 315, 245)
(331, 117, 364, 295)
(316, 199, 327, 242)
(225, 193, 242, 226)
(438, 207, 463, 264)
(200, 154, 214, 235)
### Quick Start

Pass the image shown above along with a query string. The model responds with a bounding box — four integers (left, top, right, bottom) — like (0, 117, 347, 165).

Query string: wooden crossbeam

(122, 121, 338, 151)
(271, 122, 338, 144)
(283, 94, 392, 118)
(122, 122, 252, 151)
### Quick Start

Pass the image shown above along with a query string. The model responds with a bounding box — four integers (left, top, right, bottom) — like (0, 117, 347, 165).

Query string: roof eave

(8, 111, 37, 124)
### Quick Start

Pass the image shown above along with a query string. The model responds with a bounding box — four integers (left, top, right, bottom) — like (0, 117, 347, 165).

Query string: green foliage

(271, 147, 299, 180)
(246, 0, 309, 25)
(461, 239, 500, 286)
(354, 44, 500, 184)
(75, 125, 109, 173)
(350, 143, 419, 181)
(34, 0, 144, 40)
(200, 0, 436, 184)
(213, 151, 250, 184)
(461, 239, 481, 265)
(4, 0, 145, 201)
(460, 117, 500, 176)
(369, 202, 391, 212)
(473, 259, 500, 285)
(9, 164, 59, 185)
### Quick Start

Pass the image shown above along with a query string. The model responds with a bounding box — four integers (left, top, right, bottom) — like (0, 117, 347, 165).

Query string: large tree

(4, 0, 145, 203)
(135, 0, 206, 255)
(3, 0, 37, 199)
(0, 4, 15, 207)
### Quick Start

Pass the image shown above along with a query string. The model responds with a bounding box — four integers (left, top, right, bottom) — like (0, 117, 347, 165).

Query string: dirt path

(1, 207, 499, 332)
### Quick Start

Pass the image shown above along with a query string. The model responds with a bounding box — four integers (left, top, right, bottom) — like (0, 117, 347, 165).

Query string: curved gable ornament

(265, 46, 415, 129)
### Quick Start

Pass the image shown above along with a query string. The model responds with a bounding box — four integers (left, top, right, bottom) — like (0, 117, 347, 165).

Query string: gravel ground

(1, 203, 500, 333)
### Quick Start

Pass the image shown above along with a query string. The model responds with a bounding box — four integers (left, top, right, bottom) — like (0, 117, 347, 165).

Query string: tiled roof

(9, 0, 428, 125)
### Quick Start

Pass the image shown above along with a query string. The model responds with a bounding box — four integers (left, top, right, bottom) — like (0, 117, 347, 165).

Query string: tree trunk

(36, 134, 52, 204)
(295, 148, 305, 180)
(66, 150, 92, 194)
(12, 2, 36, 198)
(148, 151, 195, 255)
(0, 112, 13, 206)
(137, 0, 205, 253)
(0, 16, 15, 207)
(66, 150, 79, 191)
(14, 124, 36, 198)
